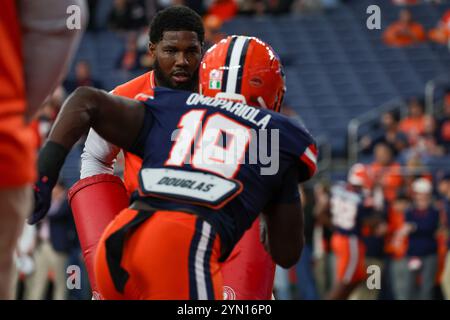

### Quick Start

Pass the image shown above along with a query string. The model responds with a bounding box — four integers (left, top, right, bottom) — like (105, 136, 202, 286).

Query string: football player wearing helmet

(31, 35, 317, 299)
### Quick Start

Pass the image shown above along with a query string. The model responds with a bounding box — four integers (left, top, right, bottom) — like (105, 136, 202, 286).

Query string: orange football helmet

(348, 163, 370, 188)
(199, 35, 286, 112)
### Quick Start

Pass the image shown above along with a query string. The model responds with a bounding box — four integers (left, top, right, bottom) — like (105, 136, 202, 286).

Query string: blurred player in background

(30, 35, 317, 299)
(68, 6, 277, 299)
(0, 0, 86, 299)
(327, 163, 380, 300)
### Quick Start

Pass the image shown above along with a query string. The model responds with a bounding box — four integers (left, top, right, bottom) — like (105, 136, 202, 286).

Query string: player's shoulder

(267, 111, 317, 166)
(332, 182, 362, 201)
(147, 87, 191, 103)
(140, 87, 192, 113)
(112, 71, 153, 98)
(331, 181, 347, 195)
(269, 111, 315, 143)
(263, 111, 317, 182)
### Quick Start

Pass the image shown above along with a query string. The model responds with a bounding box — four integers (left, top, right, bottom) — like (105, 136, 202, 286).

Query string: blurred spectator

(353, 205, 387, 300)
(367, 142, 404, 203)
(436, 92, 450, 152)
(117, 34, 145, 72)
(401, 135, 445, 167)
(204, 15, 225, 49)
(207, 0, 238, 22)
(295, 186, 319, 300)
(108, 0, 148, 31)
(64, 61, 103, 94)
(311, 182, 334, 299)
(29, 86, 66, 151)
(424, 116, 442, 145)
(30, 103, 55, 148)
(387, 193, 411, 300)
(108, 0, 129, 30)
(25, 182, 78, 300)
(360, 111, 409, 156)
(401, 155, 433, 195)
(396, 178, 440, 300)
(399, 98, 428, 146)
(136, 26, 150, 51)
(135, 27, 154, 69)
(139, 53, 154, 71)
(345, 164, 387, 300)
(383, 9, 426, 47)
(438, 173, 450, 299)
(428, 9, 450, 46)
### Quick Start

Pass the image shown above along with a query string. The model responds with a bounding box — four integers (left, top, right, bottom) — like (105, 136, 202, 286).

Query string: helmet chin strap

(257, 96, 268, 109)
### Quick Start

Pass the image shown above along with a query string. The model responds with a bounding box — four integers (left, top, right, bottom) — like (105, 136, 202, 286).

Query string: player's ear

(148, 42, 156, 58)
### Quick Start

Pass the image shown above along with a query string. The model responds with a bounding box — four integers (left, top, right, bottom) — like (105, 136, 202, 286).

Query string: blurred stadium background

(18, 0, 450, 300)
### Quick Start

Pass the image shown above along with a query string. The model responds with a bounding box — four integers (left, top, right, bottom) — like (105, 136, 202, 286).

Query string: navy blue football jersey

(330, 182, 372, 237)
(129, 87, 317, 260)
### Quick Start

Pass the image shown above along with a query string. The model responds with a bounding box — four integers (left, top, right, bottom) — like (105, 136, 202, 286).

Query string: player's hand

(28, 140, 69, 225)
(28, 176, 54, 225)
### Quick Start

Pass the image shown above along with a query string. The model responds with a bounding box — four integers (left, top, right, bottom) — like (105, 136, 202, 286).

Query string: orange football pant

(95, 209, 223, 300)
(331, 233, 367, 285)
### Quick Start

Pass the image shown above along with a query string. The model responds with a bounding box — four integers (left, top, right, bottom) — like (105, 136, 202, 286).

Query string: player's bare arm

(48, 86, 145, 151)
(28, 86, 145, 224)
(261, 167, 305, 268)
(261, 201, 304, 268)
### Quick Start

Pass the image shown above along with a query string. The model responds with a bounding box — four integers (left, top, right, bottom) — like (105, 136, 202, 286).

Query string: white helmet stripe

(225, 36, 248, 94)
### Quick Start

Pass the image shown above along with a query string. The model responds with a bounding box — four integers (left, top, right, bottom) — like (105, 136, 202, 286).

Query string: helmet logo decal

(209, 69, 223, 90)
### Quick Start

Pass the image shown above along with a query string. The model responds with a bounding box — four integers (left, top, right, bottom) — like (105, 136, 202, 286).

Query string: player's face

(150, 31, 202, 91)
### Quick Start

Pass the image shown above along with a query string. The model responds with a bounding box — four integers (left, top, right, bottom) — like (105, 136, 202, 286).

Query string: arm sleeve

(298, 142, 318, 182)
(79, 92, 154, 177)
(80, 128, 121, 178)
(281, 117, 318, 182)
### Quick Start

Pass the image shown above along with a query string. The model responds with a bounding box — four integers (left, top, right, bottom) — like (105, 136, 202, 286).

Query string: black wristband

(37, 141, 69, 185)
